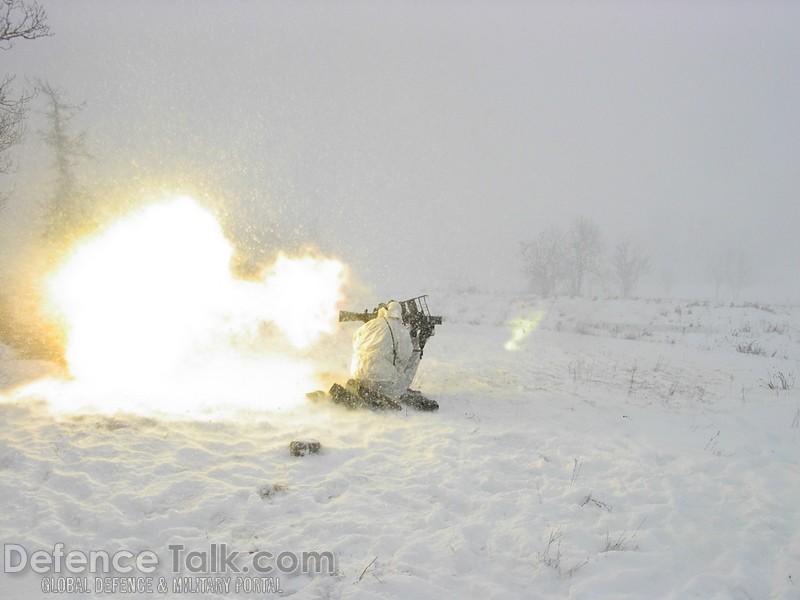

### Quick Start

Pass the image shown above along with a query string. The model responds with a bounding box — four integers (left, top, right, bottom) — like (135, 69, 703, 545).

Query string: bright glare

(49, 196, 233, 381)
(258, 253, 345, 348)
(504, 312, 544, 351)
(40, 195, 348, 417)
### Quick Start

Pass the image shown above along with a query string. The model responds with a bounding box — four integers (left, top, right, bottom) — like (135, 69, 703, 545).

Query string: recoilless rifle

(339, 295, 443, 356)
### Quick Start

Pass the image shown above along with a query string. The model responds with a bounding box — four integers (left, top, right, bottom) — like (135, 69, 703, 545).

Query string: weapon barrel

(339, 310, 377, 323)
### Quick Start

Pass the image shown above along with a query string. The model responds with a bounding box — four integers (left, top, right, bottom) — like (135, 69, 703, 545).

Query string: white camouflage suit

(350, 300, 421, 400)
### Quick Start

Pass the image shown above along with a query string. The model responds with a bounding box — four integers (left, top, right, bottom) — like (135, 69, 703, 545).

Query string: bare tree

(707, 253, 728, 301)
(707, 249, 751, 301)
(660, 267, 675, 298)
(36, 79, 91, 236)
(521, 226, 565, 297)
(611, 240, 650, 298)
(712, 248, 751, 300)
(0, 0, 50, 208)
(564, 216, 603, 296)
(0, 74, 28, 177)
(0, 0, 49, 49)
(727, 250, 751, 301)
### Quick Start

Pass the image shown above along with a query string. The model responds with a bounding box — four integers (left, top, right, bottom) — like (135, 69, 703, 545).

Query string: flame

(38, 195, 348, 417)
(258, 254, 345, 348)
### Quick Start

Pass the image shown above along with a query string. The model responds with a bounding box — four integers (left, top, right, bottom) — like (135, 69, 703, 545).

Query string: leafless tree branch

(0, 0, 51, 49)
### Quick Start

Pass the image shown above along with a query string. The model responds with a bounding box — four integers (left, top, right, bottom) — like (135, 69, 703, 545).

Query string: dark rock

(289, 439, 321, 457)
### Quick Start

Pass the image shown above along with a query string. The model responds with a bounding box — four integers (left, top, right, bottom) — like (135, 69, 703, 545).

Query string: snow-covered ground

(1, 293, 799, 599)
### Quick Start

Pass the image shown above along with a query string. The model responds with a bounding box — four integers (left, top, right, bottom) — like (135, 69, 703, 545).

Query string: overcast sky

(3, 0, 799, 300)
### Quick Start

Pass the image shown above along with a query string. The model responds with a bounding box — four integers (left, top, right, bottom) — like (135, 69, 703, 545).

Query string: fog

(2, 0, 799, 300)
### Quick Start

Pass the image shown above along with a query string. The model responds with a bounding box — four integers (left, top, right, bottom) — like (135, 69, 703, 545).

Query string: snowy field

(1, 292, 799, 599)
